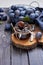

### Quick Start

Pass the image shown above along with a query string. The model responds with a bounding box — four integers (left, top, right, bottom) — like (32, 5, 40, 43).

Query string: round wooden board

(11, 33, 37, 49)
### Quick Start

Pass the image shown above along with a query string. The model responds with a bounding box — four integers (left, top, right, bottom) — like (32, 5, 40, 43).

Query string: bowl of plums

(13, 21, 34, 40)
(8, 4, 40, 25)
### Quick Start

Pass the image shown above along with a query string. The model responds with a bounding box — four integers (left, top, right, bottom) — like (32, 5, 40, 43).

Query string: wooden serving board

(11, 33, 37, 49)
(11, 25, 43, 49)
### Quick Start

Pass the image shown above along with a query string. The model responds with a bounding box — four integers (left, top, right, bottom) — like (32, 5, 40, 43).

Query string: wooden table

(0, 22, 43, 65)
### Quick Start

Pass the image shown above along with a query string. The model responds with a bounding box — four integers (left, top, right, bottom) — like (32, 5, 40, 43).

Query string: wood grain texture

(28, 48, 43, 65)
(0, 47, 3, 65)
(11, 45, 28, 65)
(0, 22, 10, 65)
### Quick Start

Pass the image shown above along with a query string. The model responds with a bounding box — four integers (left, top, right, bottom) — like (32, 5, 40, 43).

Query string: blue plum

(11, 5, 17, 11)
(18, 7, 24, 11)
(9, 13, 15, 24)
(36, 32, 42, 39)
(19, 16, 24, 21)
(30, 13, 36, 19)
(5, 23, 11, 30)
(9, 13, 15, 18)
(0, 8, 4, 12)
(26, 8, 34, 14)
(15, 9, 20, 16)
(1, 14, 7, 21)
(20, 10, 26, 16)
(8, 9, 14, 13)
(35, 10, 40, 18)
(35, 12, 39, 18)
(35, 10, 40, 14)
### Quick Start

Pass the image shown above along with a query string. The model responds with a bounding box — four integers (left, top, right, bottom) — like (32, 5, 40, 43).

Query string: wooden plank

(2, 46, 10, 65)
(28, 48, 43, 65)
(0, 47, 3, 65)
(0, 47, 10, 65)
(0, 22, 10, 65)
(11, 46, 28, 65)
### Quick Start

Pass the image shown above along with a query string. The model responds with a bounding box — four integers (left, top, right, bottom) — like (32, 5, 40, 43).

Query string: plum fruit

(8, 9, 14, 13)
(1, 15, 7, 21)
(0, 8, 4, 12)
(20, 10, 26, 16)
(18, 7, 24, 11)
(0, 13, 7, 21)
(35, 10, 40, 18)
(36, 32, 42, 39)
(9, 13, 15, 24)
(26, 8, 34, 14)
(8, 5, 42, 25)
(35, 12, 39, 18)
(9, 13, 15, 17)
(30, 13, 36, 19)
(19, 16, 24, 21)
(35, 10, 40, 14)
(11, 5, 17, 11)
(15, 9, 20, 16)
(14, 18, 19, 24)
(5, 23, 11, 31)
